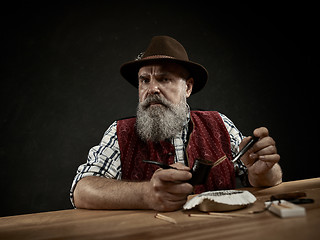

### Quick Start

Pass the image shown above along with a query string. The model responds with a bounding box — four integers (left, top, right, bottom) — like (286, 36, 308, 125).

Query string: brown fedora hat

(120, 36, 208, 95)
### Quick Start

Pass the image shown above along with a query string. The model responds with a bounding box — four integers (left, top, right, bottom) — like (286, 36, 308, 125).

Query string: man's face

(138, 62, 193, 105)
(136, 62, 194, 142)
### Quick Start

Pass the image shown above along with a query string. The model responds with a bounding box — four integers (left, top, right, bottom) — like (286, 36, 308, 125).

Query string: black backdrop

(1, 1, 317, 217)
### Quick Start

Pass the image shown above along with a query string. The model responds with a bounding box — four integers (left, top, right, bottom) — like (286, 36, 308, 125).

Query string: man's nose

(147, 78, 161, 95)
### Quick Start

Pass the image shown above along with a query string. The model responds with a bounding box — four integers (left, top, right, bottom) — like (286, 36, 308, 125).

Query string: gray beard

(136, 95, 188, 142)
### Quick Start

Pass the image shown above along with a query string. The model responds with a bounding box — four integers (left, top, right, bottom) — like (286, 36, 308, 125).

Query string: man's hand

(239, 127, 282, 187)
(74, 163, 193, 211)
(143, 163, 193, 211)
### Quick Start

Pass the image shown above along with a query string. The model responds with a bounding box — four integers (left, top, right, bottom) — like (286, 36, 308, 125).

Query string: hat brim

(120, 58, 208, 95)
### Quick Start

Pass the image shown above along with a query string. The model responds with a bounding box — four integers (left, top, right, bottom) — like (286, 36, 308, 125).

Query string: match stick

(188, 213, 233, 219)
(154, 213, 177, 224)
(208, 212, 253, 218)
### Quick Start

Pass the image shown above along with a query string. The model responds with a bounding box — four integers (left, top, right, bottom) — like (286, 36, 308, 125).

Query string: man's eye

(139, 77, 149, 83)
(160, 77, 170, 82)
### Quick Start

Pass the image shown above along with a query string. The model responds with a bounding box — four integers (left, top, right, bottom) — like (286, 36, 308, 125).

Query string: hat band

(142, 55, 176, 60)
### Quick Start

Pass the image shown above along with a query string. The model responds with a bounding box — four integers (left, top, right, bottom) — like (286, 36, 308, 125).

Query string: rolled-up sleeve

(70, 121, 122, 207)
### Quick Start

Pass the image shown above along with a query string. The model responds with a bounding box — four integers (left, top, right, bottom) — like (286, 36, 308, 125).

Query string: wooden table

(1, 178, 319, 240)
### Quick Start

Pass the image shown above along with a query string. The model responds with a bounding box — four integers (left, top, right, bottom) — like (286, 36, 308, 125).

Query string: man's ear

(186, 78, 194, 98)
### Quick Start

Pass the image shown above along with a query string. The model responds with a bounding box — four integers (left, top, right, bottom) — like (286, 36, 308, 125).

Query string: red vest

(117, 111, 235, 193)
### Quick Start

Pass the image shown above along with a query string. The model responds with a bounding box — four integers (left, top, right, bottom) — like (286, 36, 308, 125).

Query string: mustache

(140, 95, 172, 109)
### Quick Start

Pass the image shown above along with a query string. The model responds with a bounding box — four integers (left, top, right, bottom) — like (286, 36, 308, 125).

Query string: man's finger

(170, 162, 191, 171)
(253, 127, 269, 138)
(248, 136, 276, 155)
(254, 145, 277, 157)
(259, 153, 280, 163)
(166, 182, 193, 195)
(155, 168, 192, 182)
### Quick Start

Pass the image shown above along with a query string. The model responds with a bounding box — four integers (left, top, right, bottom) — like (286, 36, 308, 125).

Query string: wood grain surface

(1, 178, 319, 240)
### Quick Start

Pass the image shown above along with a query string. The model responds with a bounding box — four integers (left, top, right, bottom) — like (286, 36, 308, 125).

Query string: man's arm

(73, 163, 193, 212)
(240, 127, 282, 187)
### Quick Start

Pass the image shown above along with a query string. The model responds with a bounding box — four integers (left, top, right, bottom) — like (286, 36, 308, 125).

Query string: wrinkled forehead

(138, 62, 190, 78)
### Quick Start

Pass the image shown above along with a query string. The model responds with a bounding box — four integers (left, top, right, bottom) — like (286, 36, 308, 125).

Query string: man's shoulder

(116, 116, 137, 121)
(116, 116, 137, 125)
(190, 110, 228, 129)
(116, 116, 137, 133)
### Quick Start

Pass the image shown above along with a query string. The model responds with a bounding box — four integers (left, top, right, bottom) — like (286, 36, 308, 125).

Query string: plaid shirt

(70, 112, 248, 206)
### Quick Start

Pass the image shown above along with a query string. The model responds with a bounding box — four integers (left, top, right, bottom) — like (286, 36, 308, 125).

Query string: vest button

(167, 152, 174, 156)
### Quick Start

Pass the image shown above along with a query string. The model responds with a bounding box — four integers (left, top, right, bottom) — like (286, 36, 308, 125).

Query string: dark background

(1, 1, 317, 217)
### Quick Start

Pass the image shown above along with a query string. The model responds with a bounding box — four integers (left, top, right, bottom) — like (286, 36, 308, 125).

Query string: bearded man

(70, 36, 282, 211)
